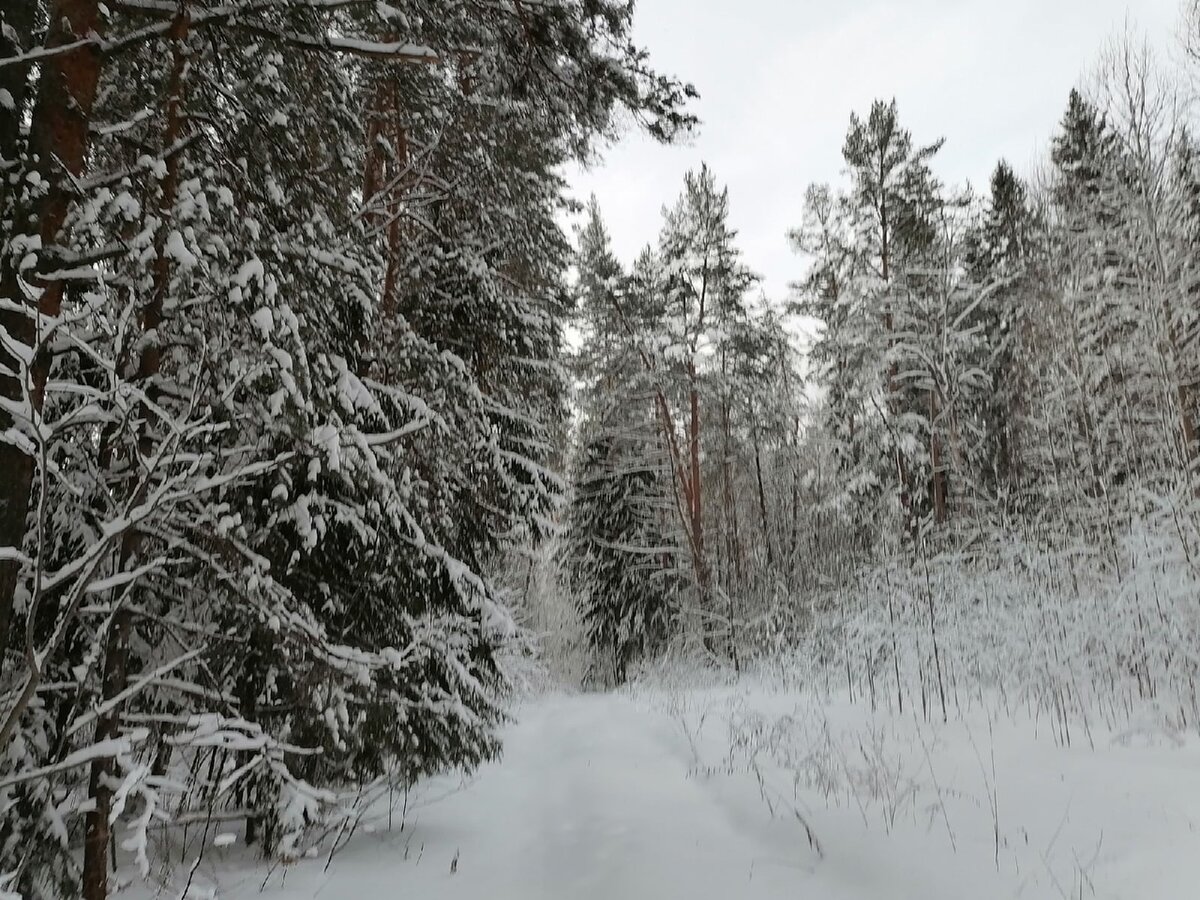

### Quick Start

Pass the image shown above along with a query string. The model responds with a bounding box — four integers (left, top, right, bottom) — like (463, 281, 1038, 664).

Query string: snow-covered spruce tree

(1044, 88, 1137, 507)
(962, 160, 1044, 508)
(1032, 81, 1178, 523)
(565, 429, 680, 684)
(563, 202, 681, 684)
(0, 1, 695, 896)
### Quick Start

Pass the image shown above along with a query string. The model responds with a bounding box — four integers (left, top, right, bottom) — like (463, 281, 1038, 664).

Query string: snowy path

(168, 688, 1200, 900)
(294, 693, 813, 899)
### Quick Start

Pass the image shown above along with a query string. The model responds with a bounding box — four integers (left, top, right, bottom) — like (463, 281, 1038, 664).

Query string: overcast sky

(567, 0, 1185, 303)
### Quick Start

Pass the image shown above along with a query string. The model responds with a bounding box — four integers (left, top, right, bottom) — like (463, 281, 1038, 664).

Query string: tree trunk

(878, 193, 913, 533)
(720, 396, 743, 589)
(81, 607, 133, 900)
(686, 360, 711, 647)
(363, 75, 409, 323)
(750, 410, 774, 569)
(787, 429, 802, 565)
(930, 389, 947, 524)
(1164, 311, 1199, 485)
(81, 9, 190, 895)
(0, 0, 106, 659)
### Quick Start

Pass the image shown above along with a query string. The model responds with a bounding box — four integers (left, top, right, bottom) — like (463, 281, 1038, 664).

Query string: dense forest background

(2, 1, 1200, 898)
(558, 28, 1200, 710)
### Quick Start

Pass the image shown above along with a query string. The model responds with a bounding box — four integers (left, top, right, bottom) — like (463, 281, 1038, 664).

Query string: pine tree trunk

(363, 75, 409, 323)
(81, 606, 133, 900)
(930, 389, 947, 523)
(720, 397, 744, 589)
(381, 112, 408, 320)
(82, 10, 190, 895)
(1176, 383, 1198, 476)
(686, 361, 711, 646)
(787, 429, 802, 566)
(1164, 316, 1199, 484)
(878, 193, 913, 533)
(0, 0, 106, 662)
(750, 411, 774, 569)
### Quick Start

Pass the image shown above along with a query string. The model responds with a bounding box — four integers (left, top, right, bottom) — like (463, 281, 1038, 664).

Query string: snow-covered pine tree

(793, 101, 946, 536)
(652, 164, 758, 653)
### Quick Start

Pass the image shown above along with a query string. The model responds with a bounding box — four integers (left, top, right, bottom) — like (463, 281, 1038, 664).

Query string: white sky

(567, 0, 1185, 303)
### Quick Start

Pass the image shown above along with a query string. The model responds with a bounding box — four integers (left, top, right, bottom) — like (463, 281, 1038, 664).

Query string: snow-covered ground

(132, 683, 1200, 900)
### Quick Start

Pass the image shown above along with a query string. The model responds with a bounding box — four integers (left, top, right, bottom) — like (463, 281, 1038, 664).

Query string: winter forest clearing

(4, 0, 1200, 896)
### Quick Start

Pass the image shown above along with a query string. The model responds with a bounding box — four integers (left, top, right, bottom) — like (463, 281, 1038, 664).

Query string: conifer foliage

(785, 48, 1200, 720)
(562, 202, 681, 684)
(564, 170, 799, 672)
(9, 3, 1200, 893)
(0, 2, 694, 896)
(562, 26, 1200, 705)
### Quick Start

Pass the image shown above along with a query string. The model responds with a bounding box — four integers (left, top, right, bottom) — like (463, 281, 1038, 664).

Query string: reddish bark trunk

(0, 0, 106, 661)
(363, 77, 410, 322)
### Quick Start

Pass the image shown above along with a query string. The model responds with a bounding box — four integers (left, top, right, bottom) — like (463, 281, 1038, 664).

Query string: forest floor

(128, 682, 1200, 899)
